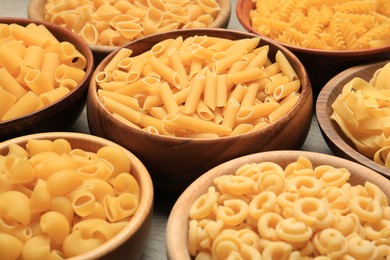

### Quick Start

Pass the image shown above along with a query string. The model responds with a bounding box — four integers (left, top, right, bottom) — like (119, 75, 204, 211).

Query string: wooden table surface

(0, 1, 333, 259)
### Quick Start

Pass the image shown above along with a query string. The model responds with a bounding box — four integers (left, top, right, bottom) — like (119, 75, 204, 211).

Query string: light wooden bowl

(166, 150, 390, 260)
(0, 132, 154, 260)
(87, 28, 313, 192)
(236, 0, 390, 95)
(316, 60, 390, 179)
(0, 17, 94, 142)
(28, 0, 231, 64)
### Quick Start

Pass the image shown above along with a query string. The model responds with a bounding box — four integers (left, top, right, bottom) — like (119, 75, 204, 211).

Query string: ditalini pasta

(331, 62, 390, 169)
(97, 36, 302, 138)
(188, 157, 390, 259)
(0, 139, 140, 259)
(43, 0, 221, 47)
(250, 0, 390, 50)
(0, 23, 87, 123)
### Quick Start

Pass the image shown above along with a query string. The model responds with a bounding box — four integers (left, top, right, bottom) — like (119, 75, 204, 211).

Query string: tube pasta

(0, 139, 141, 259)
(96, 35, 302, 137)
(188, 156, 390, 259)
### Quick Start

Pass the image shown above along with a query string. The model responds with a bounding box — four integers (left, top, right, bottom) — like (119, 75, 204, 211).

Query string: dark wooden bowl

(0, 132, 154, 260)
(166, 150, 390, 259)
(28, 0, 231, 65)
(236, 0, 390, 96)
(316, 60, 390, 179)
(0, 17, 94, 142)
(87, 28, 313, 192)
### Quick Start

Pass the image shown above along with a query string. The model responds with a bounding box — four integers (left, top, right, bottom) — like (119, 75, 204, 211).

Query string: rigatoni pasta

(331, 62, 390, 169)
(97, 35, 302, 138)
(0, 139, 141, 259)
(250, 0, 390, 50)
(43, 0, 221, 47)
(0, 22, 87, 123)
(188, 157, 390, 259)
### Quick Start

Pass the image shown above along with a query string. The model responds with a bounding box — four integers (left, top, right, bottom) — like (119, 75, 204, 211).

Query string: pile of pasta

(188, 157, 390, 259)
(331, 62, 390, 169)
(0, 138, 140, 259)
(0, 23, 87, 123)
(96, 36, 301, 138)
(249, 0, 390, 50)
(43, 0, 221, 46)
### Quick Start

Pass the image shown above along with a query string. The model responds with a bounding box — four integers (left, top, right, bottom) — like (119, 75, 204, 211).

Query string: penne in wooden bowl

(236, 0, 390, 96)
(0, 17, 93, 142)
(87, 28, 313, 192)
(27, 0, 231, 65)
(316, 60, 390, 179)
(166, 150, 390, 259)
(0, 132, 154, 260)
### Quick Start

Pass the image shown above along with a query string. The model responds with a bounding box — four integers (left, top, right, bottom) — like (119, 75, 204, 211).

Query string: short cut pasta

(96, 35, 302, 138)
(188, 157, 390, 259)
(0, 139, 140, 259)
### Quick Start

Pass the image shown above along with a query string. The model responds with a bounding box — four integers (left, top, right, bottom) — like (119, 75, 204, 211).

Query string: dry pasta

(96, 36, 302, 138)
(0, 139, 140, 259)
(250, 0, 390, 50)
(188, 157, 390, 259)
(331, 62, 390, 169)
(43, 0, 221, 47)
(0, 22, 87, 123)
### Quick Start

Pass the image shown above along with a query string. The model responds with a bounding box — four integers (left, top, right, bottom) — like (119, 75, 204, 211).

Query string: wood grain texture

(316, 60, 390, 179)
(87, 28, 313, 192)
(0, 132, 154, 260)
(166, 150, 390, 260)
(235, 0, 390, 94)
(0, 18, 94, 142)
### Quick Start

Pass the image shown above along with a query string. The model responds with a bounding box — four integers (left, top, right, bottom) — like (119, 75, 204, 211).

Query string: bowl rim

(0, 17, 94, 125)
(235, 0, 390, 56)
(28, 0, 232, 54)
(0, 131, 154, 259)
(166, 149, 390, 260)
(316, 60, 390, 178)
(88, 27, 312, 143)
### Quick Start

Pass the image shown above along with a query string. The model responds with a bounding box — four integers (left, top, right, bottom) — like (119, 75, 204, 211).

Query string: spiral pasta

(0, 138, 141, 259)
(188, 156, 390, 259)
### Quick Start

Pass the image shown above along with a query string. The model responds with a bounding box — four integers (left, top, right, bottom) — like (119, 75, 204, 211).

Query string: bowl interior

(235, 0, 390, 93)
(0, 132, 154, 260)
(87, 28, 313, 192)
(316, 60, 390, 178)
(166, 150, 390, 260)
(0, 17, 94, 141)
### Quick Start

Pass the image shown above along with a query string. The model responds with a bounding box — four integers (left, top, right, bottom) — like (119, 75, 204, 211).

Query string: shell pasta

(96, 36, 302, 138)
(0, 23, 87, 122)
(0, 139, 140, 259)
(188, 157, 390, 259)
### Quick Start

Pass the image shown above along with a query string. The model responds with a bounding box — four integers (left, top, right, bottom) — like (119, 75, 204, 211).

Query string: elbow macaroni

(188, 156, 390, 259)
(96, 35, 302, 138)
(0, 139, 140, 259)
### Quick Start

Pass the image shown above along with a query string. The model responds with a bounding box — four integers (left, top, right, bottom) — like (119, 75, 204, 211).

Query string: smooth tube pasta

(0, 22, 87, 123)
(188, 157, 390, 259)
(0, 139, 141, 259)
(96, 35, 302, 138)
(250, 0, 390, 50)
(331, 62, 390, 169)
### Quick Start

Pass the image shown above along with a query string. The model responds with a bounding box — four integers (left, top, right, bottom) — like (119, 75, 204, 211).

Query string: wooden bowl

(0, 17, 93, 142)
(316, 60, 390, 179)
(87, 28, 313, 192)
(236, 0, 390, 96)
(166, 150, 390, 259)
(0, 132, 154, 260)
(27, 0, 231, 65)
